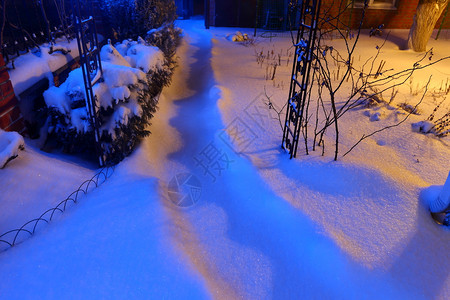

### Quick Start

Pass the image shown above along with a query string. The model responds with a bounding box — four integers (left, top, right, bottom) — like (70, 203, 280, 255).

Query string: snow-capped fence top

(1, 0, 77, 63)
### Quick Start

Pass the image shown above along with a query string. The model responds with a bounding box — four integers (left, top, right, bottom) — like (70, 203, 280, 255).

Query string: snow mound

(0, 129, 25, 168)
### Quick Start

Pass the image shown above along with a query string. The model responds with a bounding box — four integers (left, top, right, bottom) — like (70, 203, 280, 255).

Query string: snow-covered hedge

(43, 35, 175, 165)
(99, 0, 178, 40)
(146, 24, 182, 59)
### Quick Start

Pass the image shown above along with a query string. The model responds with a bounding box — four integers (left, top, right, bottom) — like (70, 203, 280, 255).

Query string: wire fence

(0, 166, 114, 252)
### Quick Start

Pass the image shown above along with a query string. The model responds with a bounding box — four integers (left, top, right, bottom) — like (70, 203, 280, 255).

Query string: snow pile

(0, 129, 24, 169)
(43, 39, 168, 163)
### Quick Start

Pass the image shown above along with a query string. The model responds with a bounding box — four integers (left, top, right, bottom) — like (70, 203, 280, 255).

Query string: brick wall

(323, 0, 450, 29)
(0, 54, 25, 133)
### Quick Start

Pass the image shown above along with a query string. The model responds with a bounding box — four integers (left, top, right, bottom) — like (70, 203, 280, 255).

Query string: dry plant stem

(343, 76, 433, 157)
(39, 0, 53, 51)
(6, 22, 42, 50)
(314, 0, 369, 160)
(52, 0, 71, 42)
(264, 86, 286, 132)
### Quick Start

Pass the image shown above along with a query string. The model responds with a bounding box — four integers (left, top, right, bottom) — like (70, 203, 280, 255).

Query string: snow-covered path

(0, 20, 448, 299)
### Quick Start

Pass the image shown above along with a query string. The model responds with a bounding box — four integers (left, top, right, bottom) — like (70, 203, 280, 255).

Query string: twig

(343, 76, 432, 157)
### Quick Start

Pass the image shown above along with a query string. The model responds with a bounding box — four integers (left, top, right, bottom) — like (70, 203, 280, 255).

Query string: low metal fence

(0, 166, 114, 252)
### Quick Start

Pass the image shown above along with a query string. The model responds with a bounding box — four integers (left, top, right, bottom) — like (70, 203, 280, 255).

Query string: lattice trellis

(281, 0, 321, 158)
(71, 0, 105, 166)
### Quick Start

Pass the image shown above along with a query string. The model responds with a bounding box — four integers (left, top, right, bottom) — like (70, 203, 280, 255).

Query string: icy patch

(0, 129, 25, 168)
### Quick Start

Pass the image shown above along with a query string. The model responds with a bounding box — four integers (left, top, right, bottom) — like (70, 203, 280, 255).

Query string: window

(350, 0, 397, 10)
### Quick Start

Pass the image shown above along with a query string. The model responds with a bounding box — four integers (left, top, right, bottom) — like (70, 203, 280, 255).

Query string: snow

(8, 37, 80, 96)
(70, 107, 90, 133)
(0, 20, 449, 299)
(110, 85, 131, 101)
(101, 62, 146, 89)
(99, 42, 131, 67)
(126, 43, 165, 73)
(43, 67, 85, 115)
(440, 172, 450, 209)
(100, 39, 165, 73)
(93, 82, 113, 108)
(113, 105, 131, 126)
(0, 130, 24, 169)
(427, 171, 450, 213)
(412, 120, 436, 133)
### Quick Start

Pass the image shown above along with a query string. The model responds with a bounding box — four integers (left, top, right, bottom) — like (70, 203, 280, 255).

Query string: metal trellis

(281, 0, 321, 159)
(71, 0, 105, 166)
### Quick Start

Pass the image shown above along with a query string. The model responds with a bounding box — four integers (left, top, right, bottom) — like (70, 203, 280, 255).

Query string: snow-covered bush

(146, 24, 182, 59)
(44, 38, 171, 164)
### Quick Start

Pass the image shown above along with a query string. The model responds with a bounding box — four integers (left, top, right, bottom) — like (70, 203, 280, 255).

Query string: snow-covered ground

(0, 19, 449, 299)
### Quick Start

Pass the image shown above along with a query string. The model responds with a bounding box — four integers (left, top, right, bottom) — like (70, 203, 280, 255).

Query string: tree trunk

(407, 0, 449, 52)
